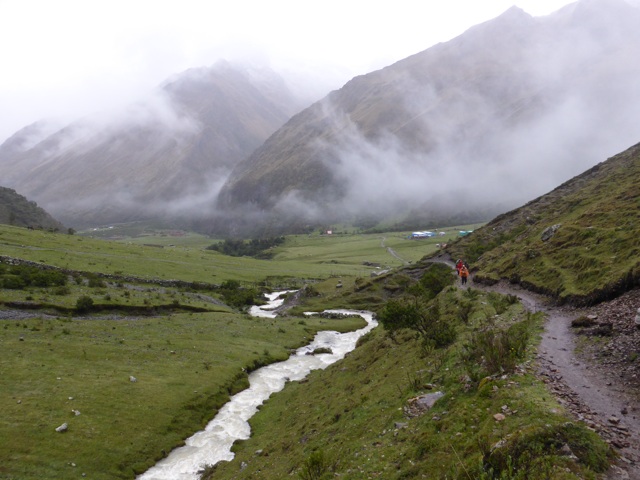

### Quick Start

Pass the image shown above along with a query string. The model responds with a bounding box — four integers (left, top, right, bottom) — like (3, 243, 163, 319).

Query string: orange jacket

(460, 266, 469, 277)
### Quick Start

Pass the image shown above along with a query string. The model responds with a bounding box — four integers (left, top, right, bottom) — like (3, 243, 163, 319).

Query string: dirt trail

(489, 282, 640, 479)
(380, 237, 411, 265)
(430, 253, 640, 479)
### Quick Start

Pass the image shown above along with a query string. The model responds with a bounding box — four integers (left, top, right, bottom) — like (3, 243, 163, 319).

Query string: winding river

(138, 292, 377, 480)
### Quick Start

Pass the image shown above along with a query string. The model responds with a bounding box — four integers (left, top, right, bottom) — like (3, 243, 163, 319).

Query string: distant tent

(410, 231, 436, 239)
(458, 230, 473, 236)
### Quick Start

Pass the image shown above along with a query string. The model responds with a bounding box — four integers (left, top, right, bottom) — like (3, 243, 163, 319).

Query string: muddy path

(430, 253, 640, 479)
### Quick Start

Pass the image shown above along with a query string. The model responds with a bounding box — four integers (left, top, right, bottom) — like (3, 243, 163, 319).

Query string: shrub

(87, 275, 106, 288)
(0, 265, 66, 288)
(75, 295, 94, 313)
(206, 236, 285, 258)
(419, 263, 456, 299)
(487, 291, 519, 315)
(378, 299, 456, 348)
(482, 422, 611, 478)
(53, 285, 71, 295)
(0, 274, 26, 289)
(463, 314, 536, 379)
(298, 450, 331, 480)
(457, 299, 475, 323)
(219, 280, 259, 308)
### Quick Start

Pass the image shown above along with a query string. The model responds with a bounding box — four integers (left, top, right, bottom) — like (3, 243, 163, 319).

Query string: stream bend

(138, 293, 376, 480)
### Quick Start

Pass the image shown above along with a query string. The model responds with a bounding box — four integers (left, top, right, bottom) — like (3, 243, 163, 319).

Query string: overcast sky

(0, 0, 577, 144)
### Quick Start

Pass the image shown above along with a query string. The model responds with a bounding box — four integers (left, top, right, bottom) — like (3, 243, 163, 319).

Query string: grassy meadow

(2, 308, 370, 479)
(0, 223, 453, 479)
(1, 221, 611, 479)
(0, 223, 469, 285)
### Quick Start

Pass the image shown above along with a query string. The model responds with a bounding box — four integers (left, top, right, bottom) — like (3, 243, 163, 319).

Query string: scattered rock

(404, 391, 444, 418)
(493, 413, 506, 422)
(541, 224, 561, 242)
(559, 443, 578, 459)
(55, 423, 68, 433)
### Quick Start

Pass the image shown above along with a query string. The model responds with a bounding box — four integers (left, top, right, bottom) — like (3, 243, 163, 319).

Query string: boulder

(541, 224, 561, 242)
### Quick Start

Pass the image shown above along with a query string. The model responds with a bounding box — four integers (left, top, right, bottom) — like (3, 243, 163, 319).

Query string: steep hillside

(0, 61, 309, 228)
(217, 0, 640, 234)
(448, 141, 640, 306)
(0, 187, 65, 231)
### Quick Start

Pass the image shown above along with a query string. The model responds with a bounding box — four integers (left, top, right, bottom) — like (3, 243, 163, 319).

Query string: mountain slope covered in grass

(0, 186, 65, 231)
(448, 141, 640, 305)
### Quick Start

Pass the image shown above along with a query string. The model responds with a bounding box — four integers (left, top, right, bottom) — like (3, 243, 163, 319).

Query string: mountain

(0, 186, 65, 231)
(217, 0, 640, 235)
(448, 140, 640, 306)
(0, 61, 311, 228)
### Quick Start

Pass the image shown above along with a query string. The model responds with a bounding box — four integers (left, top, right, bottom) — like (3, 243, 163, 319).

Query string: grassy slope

(447, 142, 640, 305)
(208, 278, 610, 480)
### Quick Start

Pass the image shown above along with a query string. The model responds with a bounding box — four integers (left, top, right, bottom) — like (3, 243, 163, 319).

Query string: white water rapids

(138, 291, 377, 480)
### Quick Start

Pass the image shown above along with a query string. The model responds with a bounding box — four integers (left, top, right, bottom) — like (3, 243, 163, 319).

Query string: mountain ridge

(0, 186, 65, 231)
(0, 61, 312, 228)
(2, 0, 639, 236)
(216, 0, 640, 235)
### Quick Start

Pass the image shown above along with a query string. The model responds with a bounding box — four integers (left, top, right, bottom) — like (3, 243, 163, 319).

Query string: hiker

(456, 259, 463, 275)
(459, 264, 469, 285)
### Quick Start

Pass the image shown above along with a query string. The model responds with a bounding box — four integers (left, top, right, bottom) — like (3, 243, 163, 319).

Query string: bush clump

(207, 237, 285, 259)
(75, 295, 94, 313)
(0, 264, 67, 289)
(462, 312, 538, 380)
(481, 422, 611, 478)
(378, 299, 456, 348)
(218, 280, 260, 309)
